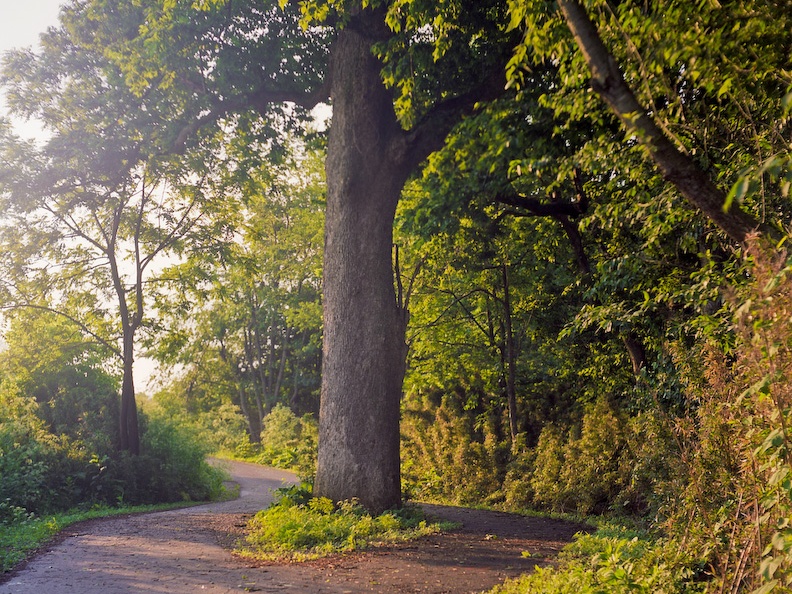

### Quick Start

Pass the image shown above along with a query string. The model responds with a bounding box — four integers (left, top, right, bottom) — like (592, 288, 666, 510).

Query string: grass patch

(239, 482, 454, 561)
(488, 519, 708, 594)
(0, 498, 226, 574)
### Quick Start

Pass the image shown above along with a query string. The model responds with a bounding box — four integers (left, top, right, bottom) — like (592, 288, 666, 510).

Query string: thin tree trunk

(236, 381, 259, 443)
(555, 199, 649, 377)
(243, 326, 265, 429)
(272, 331, 288, 406)
(501, 263, 519, 443)
(119, 332, 140, 454)
(622, 332, 646, 376)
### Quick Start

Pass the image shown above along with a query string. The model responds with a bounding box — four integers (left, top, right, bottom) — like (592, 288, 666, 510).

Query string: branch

(557, 0, 768, 244)
(494, 192, 587, 218)
(394, 67, 508, 173)
(417, 287, 499, 343)
(139, 175, 207, 272)
(402, 254, 427, 313)
(0, 303, 122, 359)
(173, 80, 331, 151)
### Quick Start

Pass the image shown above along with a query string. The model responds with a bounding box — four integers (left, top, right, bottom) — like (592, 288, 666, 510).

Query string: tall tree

(150, 139, 325, 436)
(65, 0, 515, 512)
(0, 22, 229, 454)
(0, 307, 119, 449)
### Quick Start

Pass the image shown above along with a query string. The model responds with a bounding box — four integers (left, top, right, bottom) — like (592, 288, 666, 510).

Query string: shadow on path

(0, 461, 586, 593)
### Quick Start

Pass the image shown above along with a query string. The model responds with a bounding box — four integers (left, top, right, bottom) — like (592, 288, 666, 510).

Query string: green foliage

(2, 2, 792, 590)
(0, 310, 119, 451)
(0, 306, 225, 514)
(0, 381, 225, 515)
(0, 511, 60, 574)
(148, 387, 252, 457)
(530, 399, 669, 516)
(148, 138, 325, 439)
(195, 403, 251, 454)
(490, 521, 706, 594)
(257, 404, 318, 478)
(241, 483, 444, 560)
(104, 410, 226, 505)
(655, 242, 792, 592)
(506, 1, 792, 225)
(401, 391, 507, 505)
(0, 383, 104, 514)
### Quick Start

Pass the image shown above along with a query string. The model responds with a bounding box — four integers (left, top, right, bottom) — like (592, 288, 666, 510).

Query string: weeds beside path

(0, 460, 585, 593)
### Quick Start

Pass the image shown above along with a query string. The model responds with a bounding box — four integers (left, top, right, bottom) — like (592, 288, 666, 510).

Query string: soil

(0, 460, 587, 593)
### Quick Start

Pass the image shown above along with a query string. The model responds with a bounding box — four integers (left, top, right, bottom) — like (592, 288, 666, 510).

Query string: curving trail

(0, 460, 300, 594)
(0, 460, 586, 593)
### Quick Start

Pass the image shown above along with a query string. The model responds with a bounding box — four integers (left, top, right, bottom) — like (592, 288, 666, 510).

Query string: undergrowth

(489, 520, 707, 594)
(240, 482, 453, 561)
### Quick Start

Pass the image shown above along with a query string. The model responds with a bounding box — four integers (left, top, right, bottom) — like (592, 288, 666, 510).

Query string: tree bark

(501, 263, 519, 443)
(621, 332, 646, 376)
(313, 10, 412, 514)
(119, 331, 140, 454)
(557, 0, 766, 244)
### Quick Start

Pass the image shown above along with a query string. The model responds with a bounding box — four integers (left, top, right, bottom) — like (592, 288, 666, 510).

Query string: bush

(530, 399, 630, 514)
(256, 404, 317, 477)
(490, 521, 706, 594)
(104, 411, 226, 505)
(500, 435, 536, 510)
(0, 386, 107, 514)
(529, 424, 568, 511)
(654, 241, 792, 591)
(400, 392, 506, 505)
(242, 483, 445, 560)
(526, 398, 678, 516)
(195, 403, 251, 454)
(0, 386, 225, 515)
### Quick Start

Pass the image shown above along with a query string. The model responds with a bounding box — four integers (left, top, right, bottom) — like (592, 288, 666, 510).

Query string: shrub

(105, 411, 226, 505)
(559, 398, 628, 515)
(242, 483, 445, 560)
(490, 521, 706, 594)
(0, 387, 107, 514)
(531, 399, 636, 515)
(654, 241, 792, 591)
(500, 435, 536, 510)
(400, 392, 506, 505)
(195, 403, 251, 454)
(257, 404, 317, 477)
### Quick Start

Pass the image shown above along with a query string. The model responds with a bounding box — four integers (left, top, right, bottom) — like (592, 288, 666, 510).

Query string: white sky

(0, 0, 62, 50)
(0, 0, 64, 138)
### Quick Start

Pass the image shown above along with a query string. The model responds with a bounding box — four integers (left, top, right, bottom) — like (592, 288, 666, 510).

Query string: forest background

(1, 0, 791, 591)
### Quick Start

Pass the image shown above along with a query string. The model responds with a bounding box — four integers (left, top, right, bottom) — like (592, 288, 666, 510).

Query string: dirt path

(0, 460, 586, 593)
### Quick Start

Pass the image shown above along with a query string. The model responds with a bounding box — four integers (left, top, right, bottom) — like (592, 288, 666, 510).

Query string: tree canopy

(2, 0, 792, 588)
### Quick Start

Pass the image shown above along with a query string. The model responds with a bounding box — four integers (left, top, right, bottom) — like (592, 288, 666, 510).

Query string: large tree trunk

(313, 11, 411, 514)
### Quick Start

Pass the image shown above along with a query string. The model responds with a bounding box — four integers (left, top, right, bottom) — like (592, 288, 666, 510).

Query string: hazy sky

(0, 0, 64, 137)
(0, 0, 62, 50)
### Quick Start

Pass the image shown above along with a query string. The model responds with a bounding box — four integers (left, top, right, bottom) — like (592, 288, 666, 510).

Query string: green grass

(239, 482, 456, 561)
(0, 500, 220, 574)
